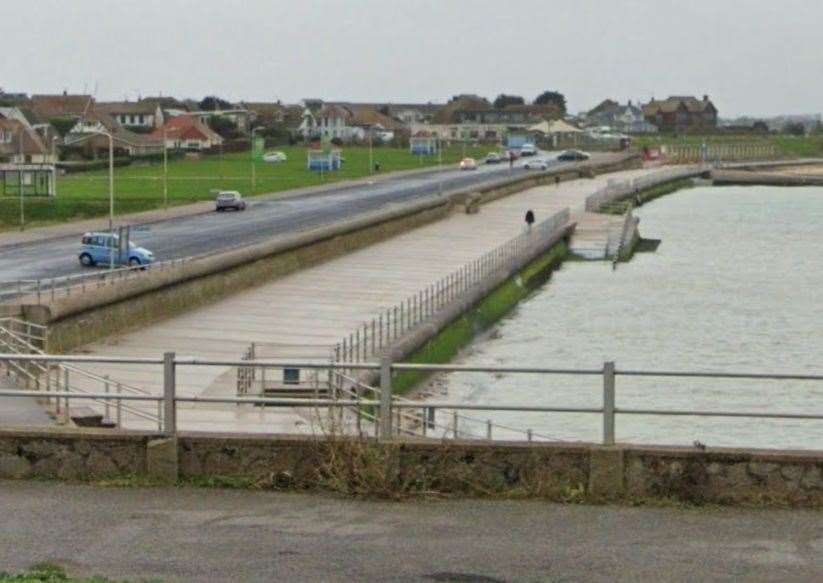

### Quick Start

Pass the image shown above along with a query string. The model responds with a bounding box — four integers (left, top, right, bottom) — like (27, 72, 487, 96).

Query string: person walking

(525, 209, 535, 232)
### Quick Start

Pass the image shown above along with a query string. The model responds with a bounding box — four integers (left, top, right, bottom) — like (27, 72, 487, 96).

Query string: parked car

(215, 191, 247, 212)
(459, 157, 478, 171)
(263, 151, 287, 163)
(520, 144, 538, 156)
(79, 233, 155, 268)
(523, 158, 553, 170)
(485, 152, 502, 164)
(557, 149, 591, 161)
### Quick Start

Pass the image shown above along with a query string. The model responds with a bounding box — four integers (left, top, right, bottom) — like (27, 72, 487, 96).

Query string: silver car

(215, 191, 247, 212)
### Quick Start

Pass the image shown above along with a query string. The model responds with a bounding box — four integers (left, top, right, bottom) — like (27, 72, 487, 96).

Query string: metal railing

(2, 352, 822, 447)
(0, 324, 159, 429)
(332, 208, 571, 365)
(0, 257, 193, 305)
(584, 166, 703, 212)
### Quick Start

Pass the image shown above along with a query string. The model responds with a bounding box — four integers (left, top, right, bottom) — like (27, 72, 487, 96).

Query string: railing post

(163, 351, 177, 436)
(486, 419, 493, 440)
(63, 368, 70, 422)
(378, 356, 392, 440)
(602, 361, 616, 446)
(104, 375, 111, 422)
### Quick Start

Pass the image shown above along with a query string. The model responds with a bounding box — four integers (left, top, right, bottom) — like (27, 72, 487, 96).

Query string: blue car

(78, 232, 155, 268)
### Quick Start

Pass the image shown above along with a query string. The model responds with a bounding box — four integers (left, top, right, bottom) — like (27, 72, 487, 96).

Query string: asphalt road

(1, 481, 821, 582)
(0, 155, 601, 283)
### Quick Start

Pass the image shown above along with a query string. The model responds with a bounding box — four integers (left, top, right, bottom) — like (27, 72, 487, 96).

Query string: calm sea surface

(432, 185, 823, 449)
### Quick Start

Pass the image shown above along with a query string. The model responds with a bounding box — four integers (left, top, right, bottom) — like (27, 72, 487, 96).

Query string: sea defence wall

(1, 427, 821, 506)
(712, 168, 823, 186)
(13, 154, 640, 352)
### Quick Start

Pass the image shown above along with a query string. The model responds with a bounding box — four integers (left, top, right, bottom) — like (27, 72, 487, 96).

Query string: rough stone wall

(625, 448, 823, 506)
(0, 428, 148, 480)
(3, 428, 822, 507)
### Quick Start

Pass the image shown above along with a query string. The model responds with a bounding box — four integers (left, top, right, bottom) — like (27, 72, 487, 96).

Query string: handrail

(2, 351, 823, 445)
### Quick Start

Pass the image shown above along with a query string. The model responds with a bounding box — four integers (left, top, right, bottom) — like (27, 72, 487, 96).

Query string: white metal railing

(0, 257, 193, 305)
(0, 323, 159, 429)
(2, 352, 823, 447)
(332, 208, 571, 365)
(584, 166, 703, 212)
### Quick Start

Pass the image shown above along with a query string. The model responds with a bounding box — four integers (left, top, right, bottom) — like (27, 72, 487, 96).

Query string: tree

(49, 117, 77, 137)
(208, 115, 239, 139)
(199, 95, 233, 111)
(783, 121, 806, 136)
(492, 94, 525, 109)
(534, 91, 567, 114)
(752, 121, 769, 133)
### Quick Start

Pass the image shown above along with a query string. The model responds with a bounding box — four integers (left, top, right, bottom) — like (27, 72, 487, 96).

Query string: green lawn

(0, 144, 494, 230)
(0, 564, 138, 583)
(632, 133, 823, 158)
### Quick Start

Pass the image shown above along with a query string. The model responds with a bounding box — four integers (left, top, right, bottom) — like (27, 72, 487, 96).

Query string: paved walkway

(0, 377, 53, 427)
(1, 481, 821, 582)
(63, 168, 653, 432)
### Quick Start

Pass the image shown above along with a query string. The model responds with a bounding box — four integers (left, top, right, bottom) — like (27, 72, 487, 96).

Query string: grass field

(0, 144, 494, 230)
(632, 133, 823, 158)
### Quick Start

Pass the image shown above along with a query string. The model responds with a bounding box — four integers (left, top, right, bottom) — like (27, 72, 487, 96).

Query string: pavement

(0, 377, 52, 427)
(0, 153, 623, 284)
(1, 481, 822, 582)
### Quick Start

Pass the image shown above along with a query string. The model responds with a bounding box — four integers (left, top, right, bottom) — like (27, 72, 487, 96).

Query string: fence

(332, 208, 571, 365)
(0, 321, 159, 429)
(2, 352, 823, 447)
(584, 166, 703, 212)
(0, 256, 193, 305)
(664, 143, 777, 164)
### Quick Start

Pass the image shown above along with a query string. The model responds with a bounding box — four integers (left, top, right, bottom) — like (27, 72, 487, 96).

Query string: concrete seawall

(1, 427, 821, 506)
(712, 168, 823, 186)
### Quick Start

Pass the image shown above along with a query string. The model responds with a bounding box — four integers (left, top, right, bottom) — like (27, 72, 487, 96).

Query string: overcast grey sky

(5, 0, 820, 117)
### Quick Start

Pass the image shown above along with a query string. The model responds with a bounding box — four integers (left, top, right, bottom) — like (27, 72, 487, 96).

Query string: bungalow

(298, 102, 403, 142)
(642, 95, 718, 132)
(585, 99, 657, 134)
(65, 112, 164, 157)
(95, 101, 163, 130)
(152, 115, 224, 151)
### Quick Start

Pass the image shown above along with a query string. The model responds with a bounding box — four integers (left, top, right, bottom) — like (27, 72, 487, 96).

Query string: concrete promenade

(47, 167, 653, 432)
(1, 480, 821, 582)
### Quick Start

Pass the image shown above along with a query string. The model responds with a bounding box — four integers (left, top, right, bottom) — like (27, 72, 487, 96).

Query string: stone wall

(625, 447, 823, 506)
(0, 427, 149, 480)
(2, 428, 823, 506)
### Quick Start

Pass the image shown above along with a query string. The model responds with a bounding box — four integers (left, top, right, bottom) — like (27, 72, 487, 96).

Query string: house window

(138, 115, 144, 125)
(283, 368, 300, 385)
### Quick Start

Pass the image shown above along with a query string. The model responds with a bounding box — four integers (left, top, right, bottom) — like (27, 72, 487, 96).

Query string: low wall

(712, 169, 823, 186)
(2, 427, 822, 506)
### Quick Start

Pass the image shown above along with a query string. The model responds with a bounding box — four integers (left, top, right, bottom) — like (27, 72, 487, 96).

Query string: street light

(250, 126, 265, 194)
(65, 129, 116, 269)
(162, 125, 168, 210)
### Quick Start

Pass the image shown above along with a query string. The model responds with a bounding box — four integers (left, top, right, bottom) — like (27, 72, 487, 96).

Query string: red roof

(152, 115, 222, 143)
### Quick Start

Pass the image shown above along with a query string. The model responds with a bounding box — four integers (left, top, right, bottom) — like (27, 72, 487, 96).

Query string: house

(298, 101, 404, 142)
(29, 93, 94, 123)
(0, 119, 53, 164)
(642, 95, 718, 132)
(417, 95, 559, 143)
(585, 99, 657, 134)
(65, 112, 164, 157)
(95, 101, 163, 131)
(181, 108, 251, 133)
(243, 102, 286, 126)
(152, 115, 224, 151)
(0, 119, 56, 196)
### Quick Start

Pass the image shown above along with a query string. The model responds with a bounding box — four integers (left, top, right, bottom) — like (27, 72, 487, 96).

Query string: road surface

(0, 154, 613, 284)
(0, 481, 821, 582)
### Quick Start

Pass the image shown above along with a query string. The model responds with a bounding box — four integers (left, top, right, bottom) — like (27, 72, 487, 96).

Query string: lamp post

(18, 128, 24, 231)
(51, 136, 59, 198)
(437, 137, 443, 196)
(368, 128, 374, 175)
(63, 129, 115, 269)
(250, 126, 265, 194)
(162, 126, 168, 210)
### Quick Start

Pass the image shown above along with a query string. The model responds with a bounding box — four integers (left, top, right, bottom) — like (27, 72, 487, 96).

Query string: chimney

(703, 94, 709, 102)
(628, 99, 632, 107)
(63, 89, 68, 96)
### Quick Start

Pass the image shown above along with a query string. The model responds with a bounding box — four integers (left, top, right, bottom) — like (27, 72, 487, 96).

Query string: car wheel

(79, 253, 94, 267)
(128, 257, 141, 267)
